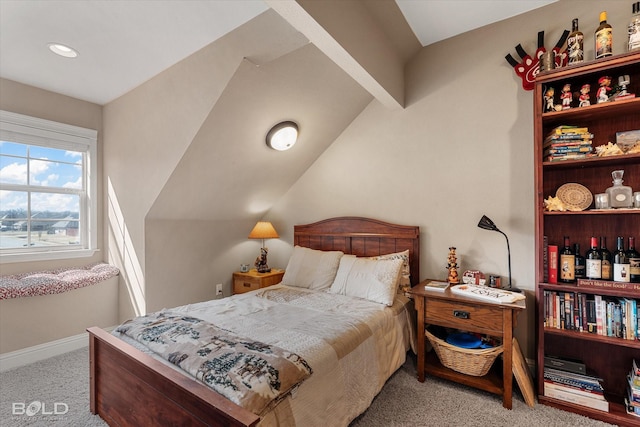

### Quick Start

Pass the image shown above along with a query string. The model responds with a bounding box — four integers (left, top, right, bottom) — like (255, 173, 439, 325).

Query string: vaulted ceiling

(0, 0, 556, 106)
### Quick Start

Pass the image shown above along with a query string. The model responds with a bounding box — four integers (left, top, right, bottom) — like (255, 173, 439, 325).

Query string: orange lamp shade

(248, 222, 279, 240)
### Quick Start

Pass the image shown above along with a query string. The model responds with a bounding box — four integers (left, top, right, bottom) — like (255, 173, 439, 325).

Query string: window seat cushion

(0, 263, 119, 300)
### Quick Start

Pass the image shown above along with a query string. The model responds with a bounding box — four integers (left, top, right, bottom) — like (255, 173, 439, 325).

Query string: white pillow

(329, 255, 403, 306)
(280, 246, 344, 290)
(368, 250, 411, 294)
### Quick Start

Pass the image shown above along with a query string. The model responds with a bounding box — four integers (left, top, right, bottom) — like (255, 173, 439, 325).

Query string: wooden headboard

(294, 217, 420, 286)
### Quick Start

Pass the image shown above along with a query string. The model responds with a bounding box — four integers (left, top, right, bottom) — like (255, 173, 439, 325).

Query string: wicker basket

(425, 329, 503, 377)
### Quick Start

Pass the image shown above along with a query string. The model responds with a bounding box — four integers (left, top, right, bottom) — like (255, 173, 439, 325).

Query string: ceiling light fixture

(266, 121, 298, 151)
(48, 43, 78, 58)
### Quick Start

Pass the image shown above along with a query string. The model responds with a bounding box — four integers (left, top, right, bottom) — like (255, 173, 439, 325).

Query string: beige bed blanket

(114, 284, 415, 426)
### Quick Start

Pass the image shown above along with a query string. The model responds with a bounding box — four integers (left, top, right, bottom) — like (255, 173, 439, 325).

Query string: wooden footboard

(87, 327, 259, 427)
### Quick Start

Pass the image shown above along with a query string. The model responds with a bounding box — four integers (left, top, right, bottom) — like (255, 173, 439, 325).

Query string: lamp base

(255, 247, 271, 273)
(508, 286, 523, 293)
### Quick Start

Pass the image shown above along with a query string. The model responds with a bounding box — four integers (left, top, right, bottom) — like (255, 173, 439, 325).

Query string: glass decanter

(606, 170, 633, 208)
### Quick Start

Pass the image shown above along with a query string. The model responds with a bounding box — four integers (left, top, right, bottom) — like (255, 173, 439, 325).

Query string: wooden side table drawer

(232, 270, 284, 295)
(233, 277, 261, 294)
(425, 298, 504, 336)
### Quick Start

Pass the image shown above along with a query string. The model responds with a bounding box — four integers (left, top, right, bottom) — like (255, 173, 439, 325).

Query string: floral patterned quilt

(115, 310, 313, 416)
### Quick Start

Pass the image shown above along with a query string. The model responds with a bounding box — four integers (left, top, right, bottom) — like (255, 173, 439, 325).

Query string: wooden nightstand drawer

(233, 278, 261, 294)
(232, 269, 284, 295)
(425, 298, 504, 336)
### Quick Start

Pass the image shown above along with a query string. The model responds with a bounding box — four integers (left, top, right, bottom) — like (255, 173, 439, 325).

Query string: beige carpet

(0, 348, 614, 426)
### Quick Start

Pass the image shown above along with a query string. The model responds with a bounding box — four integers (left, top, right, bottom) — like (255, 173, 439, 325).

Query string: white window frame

(0, 110, 98, 263)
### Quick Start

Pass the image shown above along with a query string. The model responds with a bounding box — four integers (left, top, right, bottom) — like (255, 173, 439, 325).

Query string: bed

(88, 217, 420, 426)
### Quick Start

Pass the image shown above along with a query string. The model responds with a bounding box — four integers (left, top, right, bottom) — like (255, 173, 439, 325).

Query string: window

(0, 110, 97, 262)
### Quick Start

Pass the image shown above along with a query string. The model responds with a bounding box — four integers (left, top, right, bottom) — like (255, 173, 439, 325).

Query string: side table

(409, 281, 526, 409)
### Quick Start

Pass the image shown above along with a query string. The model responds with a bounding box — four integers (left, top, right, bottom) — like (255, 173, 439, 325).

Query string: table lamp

(477, 215, 521, 293)
(248, 221, 279, 273)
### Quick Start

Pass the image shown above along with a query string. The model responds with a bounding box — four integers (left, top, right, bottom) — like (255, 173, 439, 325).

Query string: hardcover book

(544, 381, 605, 400)
(544, 355, 587, 375)
(423, 280, 449, 292)
(544, 383, 609, 412)
(548, 245, 558, 284)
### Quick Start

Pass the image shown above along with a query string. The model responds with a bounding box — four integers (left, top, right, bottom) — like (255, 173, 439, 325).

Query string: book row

(625, 359, 640, 418)
(543, 290, 639, 340)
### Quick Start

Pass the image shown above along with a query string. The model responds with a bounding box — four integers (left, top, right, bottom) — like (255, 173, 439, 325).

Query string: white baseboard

(0, 326, 115, 372)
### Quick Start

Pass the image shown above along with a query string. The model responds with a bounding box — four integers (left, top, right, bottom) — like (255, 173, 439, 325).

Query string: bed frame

(88, 217, 420, 426)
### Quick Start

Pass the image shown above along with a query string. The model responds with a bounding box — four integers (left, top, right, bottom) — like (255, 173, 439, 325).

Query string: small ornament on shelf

(560, 83, 572, 110)
(597, 75, 612, 103)
(612, 74, 635, 101)
(544, 86, 558, 112)
(446, 246, 460, 284)
(578, 84, 591, 107)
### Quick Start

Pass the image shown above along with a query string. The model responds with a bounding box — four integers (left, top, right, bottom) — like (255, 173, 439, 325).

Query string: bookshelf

(534, 51, 640, 426)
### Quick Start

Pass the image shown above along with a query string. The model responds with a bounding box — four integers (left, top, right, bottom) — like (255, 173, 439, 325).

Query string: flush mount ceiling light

(266, 121, 298, 151)
(48, 43, 78, 58)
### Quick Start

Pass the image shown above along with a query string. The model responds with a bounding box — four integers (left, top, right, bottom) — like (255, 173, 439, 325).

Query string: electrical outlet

(216, 283, 223, 296)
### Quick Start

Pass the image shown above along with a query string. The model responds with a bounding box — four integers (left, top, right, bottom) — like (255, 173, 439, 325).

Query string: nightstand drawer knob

(243, 282, 251, 287)
(453, 310, 470, 319)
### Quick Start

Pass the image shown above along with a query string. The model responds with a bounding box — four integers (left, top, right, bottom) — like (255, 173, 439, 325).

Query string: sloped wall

(267, 0, 631, 360)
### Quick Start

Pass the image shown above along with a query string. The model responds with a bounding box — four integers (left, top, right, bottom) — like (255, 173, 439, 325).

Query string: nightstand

(232, 269, 285, 295)
(409, 281, 526, 409)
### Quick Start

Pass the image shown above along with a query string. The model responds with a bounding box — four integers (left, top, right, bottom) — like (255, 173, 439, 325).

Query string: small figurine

(543, 86, 556, 112)
(254, 247, 271, 273)
(613, 74, 636, 100)
(578, 84, 591, 107)
(446, 246, 460, 284)
(597, 75, 612, 103)
(560, 83, 572, 110)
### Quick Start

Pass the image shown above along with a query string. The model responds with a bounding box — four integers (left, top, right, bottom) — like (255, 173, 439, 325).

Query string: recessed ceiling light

(48, 43, 78, 58)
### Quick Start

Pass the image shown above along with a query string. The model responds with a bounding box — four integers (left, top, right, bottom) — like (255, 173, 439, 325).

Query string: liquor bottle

(585, 237, 602, 279)
(574, 243, 586, 279)
(613, 236, 630, 282)
(600, 236, 613, 280)
(627, 236, 640, 283)
(559, 236, 576, 283)
(595, 11, 613, 59)
(606, 170, 633, 208)
(568, 18, 584, 63)
(629, 2, 640, 51)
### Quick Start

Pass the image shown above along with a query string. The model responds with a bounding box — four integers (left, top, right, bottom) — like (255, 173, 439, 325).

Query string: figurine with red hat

(597, 75, 612, 103)
(578, 84, 591, 107)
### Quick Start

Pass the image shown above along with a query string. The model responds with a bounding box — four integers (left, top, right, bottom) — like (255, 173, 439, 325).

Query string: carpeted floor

(0, 348, 106, 427)
(0, 348, 614, 426)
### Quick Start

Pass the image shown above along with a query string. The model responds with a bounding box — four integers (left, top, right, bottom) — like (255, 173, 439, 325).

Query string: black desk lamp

(477, 215, 521, 293)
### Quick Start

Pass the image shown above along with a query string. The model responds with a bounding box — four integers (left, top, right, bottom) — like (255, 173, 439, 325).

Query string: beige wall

(0, 276, 118, 353)
(104, 10, 370, 315)
(0, 79, 120, 353)
(268, 0, 631, 359)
